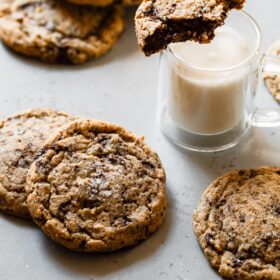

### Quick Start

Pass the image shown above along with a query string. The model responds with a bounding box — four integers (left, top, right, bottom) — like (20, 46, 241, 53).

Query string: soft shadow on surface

(41, 183, 174, 277)
(0, 212, 35, 228)
(0, 7, 139, 71)
(168, 128, 279, 179)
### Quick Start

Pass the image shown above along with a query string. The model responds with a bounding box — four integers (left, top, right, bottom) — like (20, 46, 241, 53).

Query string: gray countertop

(0, 1, 279, 279)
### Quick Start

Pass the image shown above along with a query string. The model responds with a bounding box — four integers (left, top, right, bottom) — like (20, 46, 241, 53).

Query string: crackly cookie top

(264, 40, 280, 104)
(193, 168, 280, 280)
(140, 0, 226, 20)
(135, 0, 246, 55)
(27, 120, 166, 252)
(0, 0, 124, 64)
(0, 108, 77, 218)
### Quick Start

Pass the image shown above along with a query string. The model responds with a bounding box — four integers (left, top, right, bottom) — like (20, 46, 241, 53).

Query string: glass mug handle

(250, 54, 280, 128)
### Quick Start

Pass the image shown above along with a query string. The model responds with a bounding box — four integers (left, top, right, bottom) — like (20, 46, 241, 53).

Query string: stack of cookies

(0, 108, 166, 252)
(0, 0, 141, 64)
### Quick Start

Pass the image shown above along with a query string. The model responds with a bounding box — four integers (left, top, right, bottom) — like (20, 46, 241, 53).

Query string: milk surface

(167, 26, 253, 135)
(172, 26, 251, 69)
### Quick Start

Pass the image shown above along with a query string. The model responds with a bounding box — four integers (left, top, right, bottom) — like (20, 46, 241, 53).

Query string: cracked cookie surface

(135, 0, 246, 56)
(193, 168, 280, 280)
(0, 108, 77, 218)
(27, 120, 166, 252)
(264, 40, 280, 104)
(0, 0, 124, 64)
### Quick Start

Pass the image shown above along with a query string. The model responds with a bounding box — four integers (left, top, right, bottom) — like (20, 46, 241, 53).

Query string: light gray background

(0, 1, 279, 279)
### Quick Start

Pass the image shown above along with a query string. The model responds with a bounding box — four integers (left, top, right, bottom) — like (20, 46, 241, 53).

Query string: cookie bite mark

(135, 0, 247, 56)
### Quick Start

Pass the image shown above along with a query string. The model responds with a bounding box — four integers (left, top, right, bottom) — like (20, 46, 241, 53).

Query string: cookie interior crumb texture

(135, 0, 247, 56)
(0, 108, 77, 218)
(27, 120, 166, 252)
(0, 0, 125, 64)
(193, 168, 280, 280)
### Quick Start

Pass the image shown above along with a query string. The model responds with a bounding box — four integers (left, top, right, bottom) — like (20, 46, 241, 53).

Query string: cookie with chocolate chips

(26, 120, 166, 252)
(135, 0, 246, 56)
(0, 108, 77, 219)
(0, 0, 124, 64)
(193, 168, 280, 280)
(264, 40, 280, 104)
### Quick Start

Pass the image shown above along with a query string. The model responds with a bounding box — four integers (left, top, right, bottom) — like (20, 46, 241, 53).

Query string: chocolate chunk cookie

(27, 120, 166, 252)
(66, 0, 141, 7)
(0, 0, 125, 64)
(193, 168, 280, 280)
(264, 40, 280, 104)
(135, 0, 246, 56)
(0, 108, 77, 219)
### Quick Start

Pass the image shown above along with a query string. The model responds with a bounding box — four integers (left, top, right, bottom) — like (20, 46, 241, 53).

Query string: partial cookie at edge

(0, 0, 125, 64)
(0, 108, 77, 218)
(193, 168, 280, 280)
(263, 40, 280, 103)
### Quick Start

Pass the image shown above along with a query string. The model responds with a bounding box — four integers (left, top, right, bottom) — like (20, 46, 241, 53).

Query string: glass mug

(158, 10, 280, 152)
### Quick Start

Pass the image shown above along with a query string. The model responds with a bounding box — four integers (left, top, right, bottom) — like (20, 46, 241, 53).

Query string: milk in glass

(167, 26, 253, 135)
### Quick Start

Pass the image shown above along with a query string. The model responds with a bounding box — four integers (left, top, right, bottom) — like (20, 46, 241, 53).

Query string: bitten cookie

(0, 108, 77, 218)
(0, 0, 125, 64)
(193, 168, 280, 280)
(264, 40, 280, 104)
(27, 120, 166, 252)
(135, 0, 246, 56)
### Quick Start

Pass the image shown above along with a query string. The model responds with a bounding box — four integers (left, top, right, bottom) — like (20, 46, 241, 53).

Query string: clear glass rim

(166, 10, 262, 72)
